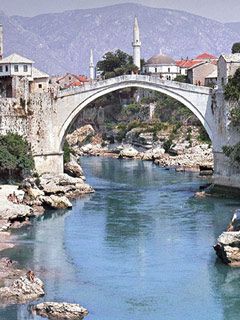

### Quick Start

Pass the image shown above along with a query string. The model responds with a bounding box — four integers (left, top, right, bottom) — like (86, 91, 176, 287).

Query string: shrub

(63, 141, 71, 163)
(223, 143, 240, 164)
(0, 133, 34, 180)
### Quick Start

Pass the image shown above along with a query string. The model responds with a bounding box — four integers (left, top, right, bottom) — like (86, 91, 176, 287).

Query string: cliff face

(1, 3, 240, 75)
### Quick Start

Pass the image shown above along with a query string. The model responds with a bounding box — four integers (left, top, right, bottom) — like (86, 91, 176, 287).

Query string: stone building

(217, 53, 240, 88)
(176, 52, 217, 77)
(187, 61, 217, 86)
(53, 73, 89, 89)
(0, 53, 49, 97)
(142, 53, 180, 80)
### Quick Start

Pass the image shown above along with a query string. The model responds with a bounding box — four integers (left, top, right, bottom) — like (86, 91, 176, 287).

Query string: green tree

(232, 42, 240, 54)
(0, 133, 34, 180)
(96, 49, 137, 77)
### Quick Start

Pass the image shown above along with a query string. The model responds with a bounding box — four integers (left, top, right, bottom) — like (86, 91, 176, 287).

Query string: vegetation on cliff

(0, 133, 34, 180)
(224, 67, 240, 126)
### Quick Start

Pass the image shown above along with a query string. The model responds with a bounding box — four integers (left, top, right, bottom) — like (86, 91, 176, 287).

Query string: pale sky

(0, 0, 240, 22)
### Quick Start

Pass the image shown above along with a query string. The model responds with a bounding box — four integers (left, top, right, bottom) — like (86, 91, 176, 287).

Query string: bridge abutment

(213, 151, 240, 189)
(33, 153, 64, 175)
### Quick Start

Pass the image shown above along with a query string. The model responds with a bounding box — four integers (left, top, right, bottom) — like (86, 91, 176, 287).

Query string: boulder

(66, 124, 95, 146)
(42, 195, 72, 209)
(39, 173, 94, 198)
(32, 302, 88, 320)
(0, 273, 44, 304)
(119, 146, 139, 158)
(214, 210, 240, 266)
(64, 160, 85, 179)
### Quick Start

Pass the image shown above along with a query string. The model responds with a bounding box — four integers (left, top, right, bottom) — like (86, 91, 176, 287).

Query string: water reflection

(1, 157, 240, 319)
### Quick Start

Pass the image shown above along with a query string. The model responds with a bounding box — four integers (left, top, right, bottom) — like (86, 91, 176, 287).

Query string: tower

(89, 49, 95, 80)
(132, 16, 141, 70)
(0, 24, 3, 59)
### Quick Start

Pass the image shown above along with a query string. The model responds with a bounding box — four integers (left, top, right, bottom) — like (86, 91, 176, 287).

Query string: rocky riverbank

(67, 124, 213, 174)
(0, 162, 94, 309)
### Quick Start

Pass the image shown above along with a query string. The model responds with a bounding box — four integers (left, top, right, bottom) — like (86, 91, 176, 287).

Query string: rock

(119, 146, 139, 158)
(214, 210, 240, 266)
(28, 187, 45, 200)
(32, 302, 88, 320)
(0, 203, 33, 222)
(64, 160, 85, 179)
(42, 195, 72, 209)
(66, 124, 95, 146)
(141, 147, 165, 160)
(39, 173, 94, 197)
(0, 273, 44, 304)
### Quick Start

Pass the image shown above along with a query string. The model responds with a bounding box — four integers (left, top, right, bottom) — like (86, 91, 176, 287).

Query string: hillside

(1, 3, 240, 75)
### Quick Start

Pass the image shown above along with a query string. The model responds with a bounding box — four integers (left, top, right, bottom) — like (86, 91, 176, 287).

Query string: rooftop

(32, 67, 49, 79)
(0, 53, 34, 64)
(195, 52, 217, 60)
(221, 53, 240, 62)
(146, 53, 175, 65)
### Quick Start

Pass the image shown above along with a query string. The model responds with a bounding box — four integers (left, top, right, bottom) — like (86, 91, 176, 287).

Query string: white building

(0, 53, 49, 97)
(0, 53, 33, 77)
(142, 53, 180, 80)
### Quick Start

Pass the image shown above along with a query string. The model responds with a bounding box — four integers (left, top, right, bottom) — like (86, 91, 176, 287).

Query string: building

(143, 52, 179, 80)
(217, 53, 240, 87)
(176, 52, 217, 77)
(187, 61, 217, 86)
(0, 53, 49, 97)
(54, 73, 89, 89)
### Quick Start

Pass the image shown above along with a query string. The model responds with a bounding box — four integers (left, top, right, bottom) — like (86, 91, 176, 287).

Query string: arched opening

(59, 83, 213, 151)
(60, 83, 213, 175)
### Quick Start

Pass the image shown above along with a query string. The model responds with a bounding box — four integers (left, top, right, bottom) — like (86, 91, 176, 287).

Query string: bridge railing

(57, 74, 211, 98)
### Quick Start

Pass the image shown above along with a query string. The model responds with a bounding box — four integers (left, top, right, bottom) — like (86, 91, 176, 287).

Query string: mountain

(1, 3, 240, 75)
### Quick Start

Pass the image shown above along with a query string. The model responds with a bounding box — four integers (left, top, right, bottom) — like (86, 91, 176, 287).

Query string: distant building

(143, 53, 179, 80)
(54, 73, 89, 89)
(176, 52, 217, 78)
(187, 61, 217, 86)
(217, 53, 240, 88)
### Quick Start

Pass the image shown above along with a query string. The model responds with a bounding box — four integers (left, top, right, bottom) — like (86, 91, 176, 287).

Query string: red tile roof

(195, 52, 217, 60)
(176, 59, 202, 68)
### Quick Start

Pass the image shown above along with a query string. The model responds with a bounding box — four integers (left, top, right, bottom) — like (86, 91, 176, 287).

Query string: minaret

(89, 49, 95, 80)
(132, 16, 141, 70)
(0, 24, 3, 59)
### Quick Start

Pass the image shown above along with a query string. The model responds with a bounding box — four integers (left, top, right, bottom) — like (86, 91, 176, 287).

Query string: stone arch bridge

(1, 74, 237, 188)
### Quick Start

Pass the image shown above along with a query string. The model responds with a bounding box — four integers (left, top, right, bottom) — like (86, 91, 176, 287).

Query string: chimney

(0, 24, 3, 59)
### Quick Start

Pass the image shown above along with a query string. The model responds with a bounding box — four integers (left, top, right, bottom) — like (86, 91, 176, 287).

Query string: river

(1, 157, 240, 320)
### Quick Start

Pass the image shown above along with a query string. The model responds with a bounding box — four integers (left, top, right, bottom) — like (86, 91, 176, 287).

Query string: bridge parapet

(57, 75, 211, 98)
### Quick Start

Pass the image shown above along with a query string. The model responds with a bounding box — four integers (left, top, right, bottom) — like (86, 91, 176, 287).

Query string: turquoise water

(1, 157, 240, 320)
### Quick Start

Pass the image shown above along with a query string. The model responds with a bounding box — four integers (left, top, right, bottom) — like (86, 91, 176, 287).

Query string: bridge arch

(58, 76, 213, 151)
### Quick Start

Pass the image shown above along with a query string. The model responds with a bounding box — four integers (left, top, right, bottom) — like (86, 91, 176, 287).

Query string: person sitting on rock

(27, 270, 35, 282)
(227, 209, 240, 231)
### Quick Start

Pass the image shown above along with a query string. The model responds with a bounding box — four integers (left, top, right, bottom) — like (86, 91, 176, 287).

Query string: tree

(232, 42, 240, 54)
(0, 133, 34, 180)
(96, 49, 137, 78)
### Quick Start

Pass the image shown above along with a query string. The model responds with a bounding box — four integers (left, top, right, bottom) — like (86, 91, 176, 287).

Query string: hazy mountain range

(1, 3, 240, 75)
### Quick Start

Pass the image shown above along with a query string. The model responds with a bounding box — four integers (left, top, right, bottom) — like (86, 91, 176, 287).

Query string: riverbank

(67, 124, 214, 175)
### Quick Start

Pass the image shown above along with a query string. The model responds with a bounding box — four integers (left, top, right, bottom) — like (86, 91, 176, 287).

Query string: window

(168, 67, 170, 73)
(0, 66, 2, 72)
(5, 65, 8, 72)
(14, 65, 19, 72)
(38, 84, 42, 89)
(23, 65, 28, 72)
(155, 68, 157, 73)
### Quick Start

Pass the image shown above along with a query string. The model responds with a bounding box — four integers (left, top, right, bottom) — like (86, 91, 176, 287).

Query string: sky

(0, 0, 240, 22)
